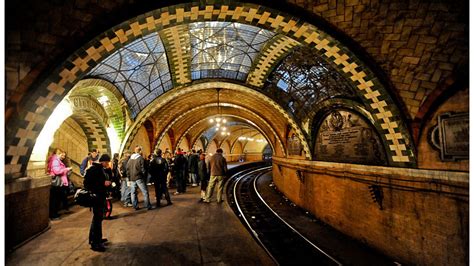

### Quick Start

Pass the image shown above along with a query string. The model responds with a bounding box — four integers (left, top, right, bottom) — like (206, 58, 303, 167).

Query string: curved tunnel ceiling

(11, 2, 418, 180)
(74, 5, 415, 165)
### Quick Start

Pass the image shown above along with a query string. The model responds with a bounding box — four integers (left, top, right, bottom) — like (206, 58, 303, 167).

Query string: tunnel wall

(226, 152, 263, 162)
(272, 156, 468, 265)
(5, 177, 51, 252)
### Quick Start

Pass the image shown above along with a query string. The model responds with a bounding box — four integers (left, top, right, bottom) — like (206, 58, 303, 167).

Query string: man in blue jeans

(119, 151, 132, 207)
(126, 146, 152, 210)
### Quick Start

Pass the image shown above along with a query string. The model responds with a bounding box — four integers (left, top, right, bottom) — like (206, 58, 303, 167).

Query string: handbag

(74, 188, 97, 207)
(51, 175, 62, 187)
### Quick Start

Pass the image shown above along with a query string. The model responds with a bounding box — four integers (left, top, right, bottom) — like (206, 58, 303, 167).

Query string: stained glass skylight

(265, 46, 357, 121)
(189, 22, 275, 81)
(87, 32, 172, 118)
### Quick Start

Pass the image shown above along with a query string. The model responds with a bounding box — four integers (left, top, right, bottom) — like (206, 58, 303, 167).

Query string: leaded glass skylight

(87, 32, 172, 118)
(189, 22, 275, 81)
(265, 46, 357, 121)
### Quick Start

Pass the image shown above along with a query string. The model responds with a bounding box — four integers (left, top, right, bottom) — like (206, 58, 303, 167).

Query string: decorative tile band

(247, 35, 300, 87)
(161, 25, 192, 86)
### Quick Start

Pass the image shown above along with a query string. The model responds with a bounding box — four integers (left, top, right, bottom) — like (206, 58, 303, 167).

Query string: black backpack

(150, 157, 168, 176)
(74, 188, 97, 207)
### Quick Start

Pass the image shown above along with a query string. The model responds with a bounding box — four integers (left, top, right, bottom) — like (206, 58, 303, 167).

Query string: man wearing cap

(83, 153, 112, 252)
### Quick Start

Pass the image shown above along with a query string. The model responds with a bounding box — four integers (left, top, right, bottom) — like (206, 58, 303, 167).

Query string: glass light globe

(216, 117, 221, 122)
(216, 123, 221, 127)
(223, 119, 227, 123)
(210, 118, 214, 123)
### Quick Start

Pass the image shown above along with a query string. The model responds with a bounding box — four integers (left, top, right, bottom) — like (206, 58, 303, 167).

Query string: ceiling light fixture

(209, 88, 229, 136)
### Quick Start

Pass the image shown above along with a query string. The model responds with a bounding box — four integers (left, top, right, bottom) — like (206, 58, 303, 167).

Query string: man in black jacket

(84, 154, 112, 252)
(149, 149, 172, 207)
(126, 146, 152, 210)
(188, 149, 199, 186)
(173, 148, 188, 195)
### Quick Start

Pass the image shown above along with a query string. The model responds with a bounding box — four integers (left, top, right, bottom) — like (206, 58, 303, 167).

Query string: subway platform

(6, 166, 391, 265)
(6, 188, 273, 265)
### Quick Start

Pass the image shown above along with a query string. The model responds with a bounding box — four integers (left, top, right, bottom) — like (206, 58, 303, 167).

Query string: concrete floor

(6, 185, 274, 266)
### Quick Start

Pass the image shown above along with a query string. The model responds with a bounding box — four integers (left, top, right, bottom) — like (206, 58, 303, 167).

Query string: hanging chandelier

(209, 88, 230, 136)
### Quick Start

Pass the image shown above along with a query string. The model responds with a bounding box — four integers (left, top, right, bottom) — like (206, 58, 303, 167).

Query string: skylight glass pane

(87, 32, 171, 118)
(265, 46, 357, 121)
(189, 22, 275, 81)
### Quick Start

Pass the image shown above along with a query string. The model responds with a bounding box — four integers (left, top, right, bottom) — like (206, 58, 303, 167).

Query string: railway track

(226, 166, 342, 266)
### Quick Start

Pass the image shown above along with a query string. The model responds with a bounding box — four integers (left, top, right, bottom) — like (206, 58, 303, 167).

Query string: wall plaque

(430, 112, 469, 161)
(315, 110, 387, 165)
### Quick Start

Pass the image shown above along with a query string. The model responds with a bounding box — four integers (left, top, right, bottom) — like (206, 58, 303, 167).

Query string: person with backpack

(126, 146, 152, 210)
(149, 149, 172, 207)
(83, 154, 112, 252)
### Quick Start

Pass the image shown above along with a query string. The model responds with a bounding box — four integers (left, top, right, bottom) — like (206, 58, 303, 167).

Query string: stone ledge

(5, 175, 51, 195)
(272, 156, 469, 185)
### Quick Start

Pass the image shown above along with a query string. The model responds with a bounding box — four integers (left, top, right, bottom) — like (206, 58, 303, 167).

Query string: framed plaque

(315, 110, 387, 165)
(430, 112, 469, 161)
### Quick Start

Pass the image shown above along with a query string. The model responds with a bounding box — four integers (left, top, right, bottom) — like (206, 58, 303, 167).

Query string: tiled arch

(123, 82, 307, 159)
(172, 111, 279, 158)
(72, 79, 133, 141)
(70, 113, 111, 155)
(6, 2, 416, 179)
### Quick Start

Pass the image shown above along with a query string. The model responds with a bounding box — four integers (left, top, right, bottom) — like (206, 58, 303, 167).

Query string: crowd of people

(47, 145, 228, 252)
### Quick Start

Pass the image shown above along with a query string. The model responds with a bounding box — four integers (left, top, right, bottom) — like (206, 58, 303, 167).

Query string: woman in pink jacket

(47, 148, 72, 219)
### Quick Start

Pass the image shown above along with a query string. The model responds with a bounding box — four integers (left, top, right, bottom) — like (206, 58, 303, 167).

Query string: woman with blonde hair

(47, 148, 72, 219)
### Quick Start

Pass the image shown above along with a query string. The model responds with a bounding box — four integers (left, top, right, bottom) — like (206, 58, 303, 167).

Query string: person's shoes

(147, 206, 153, 210)
(90, 243, 106, 252)
(50, 216, 60, 221)
(166, 202, 173, 206)
(123, 203, 133, 207)
(217, 200, 224, 204)
(101, 238, 108, 243)
(203, 200, 210, 203)
(173, 192, 180, 195)
(192, 184, 198, 187)
(134, 207, 141, 211)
